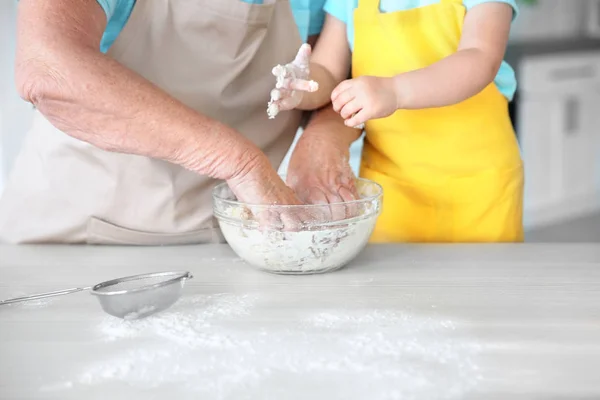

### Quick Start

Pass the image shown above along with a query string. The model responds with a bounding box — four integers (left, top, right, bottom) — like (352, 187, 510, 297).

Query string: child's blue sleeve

(307, 0, 327, 36)
(323, 0, 351, 24)
(95, 0, 119, 20)
(463, 0, 519, 21)
(291, 0, 327, 39)
(96, 0, 135, 53)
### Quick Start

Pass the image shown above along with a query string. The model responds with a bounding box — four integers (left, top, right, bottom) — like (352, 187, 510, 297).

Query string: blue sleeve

(290, 0, 326, 37)
(323, 0, 350, 24)
(307, 0, 327, 36)
(95, 0, 120, 21)
(97, 0, 135, 53)
(463, 0, 519, 21)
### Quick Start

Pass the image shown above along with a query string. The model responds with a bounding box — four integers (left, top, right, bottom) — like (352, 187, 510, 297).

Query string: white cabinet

(510, 0, 586, 42)
(519, 96, 562, 210)
(561, 92, 600, 198)
(518, 52, 600, 228)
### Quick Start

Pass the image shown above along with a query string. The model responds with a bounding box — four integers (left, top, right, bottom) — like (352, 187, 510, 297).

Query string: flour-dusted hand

(227, 154, 322, 232)
(286, 127, 359, 221)
(331, 76, 399, 128)
(267, 43, 319, 119)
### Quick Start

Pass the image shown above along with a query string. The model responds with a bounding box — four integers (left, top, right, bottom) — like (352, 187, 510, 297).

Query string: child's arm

(298, 14, 352, 110)
(267, 14, 351, 117)
(331, 2, 513, 127)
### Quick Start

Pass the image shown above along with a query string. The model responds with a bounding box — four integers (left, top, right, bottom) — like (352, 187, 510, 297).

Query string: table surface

(1, 243, 600, 400)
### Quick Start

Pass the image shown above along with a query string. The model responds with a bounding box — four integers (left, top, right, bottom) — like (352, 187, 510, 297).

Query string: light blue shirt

(323, 0, 519, 100)
(97, 0, 327, 53)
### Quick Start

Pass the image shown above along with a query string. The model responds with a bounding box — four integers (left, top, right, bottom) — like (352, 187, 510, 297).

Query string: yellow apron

(353, 0, 524, 243)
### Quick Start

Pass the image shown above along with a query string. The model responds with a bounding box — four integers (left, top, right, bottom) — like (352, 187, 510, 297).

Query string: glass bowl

(212, 178, 382, 275)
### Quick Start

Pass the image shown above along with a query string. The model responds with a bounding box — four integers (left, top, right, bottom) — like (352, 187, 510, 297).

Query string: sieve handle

(0, 287, 91, 306)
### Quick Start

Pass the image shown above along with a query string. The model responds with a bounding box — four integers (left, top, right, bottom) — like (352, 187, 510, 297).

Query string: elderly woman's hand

(228, 157, 301, 206)
(226, 151, 322, 231)
(286, 106, 362, 221)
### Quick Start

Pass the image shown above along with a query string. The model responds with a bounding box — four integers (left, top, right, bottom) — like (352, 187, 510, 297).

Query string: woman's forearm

(15, 0, 261, 182)
(18, 51, 260, 180)
(302, 104, 362, 146)
(392, 48, 501, 110)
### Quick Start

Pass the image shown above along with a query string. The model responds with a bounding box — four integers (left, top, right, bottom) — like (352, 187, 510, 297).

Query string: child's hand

(331, 76, 398, 128)
(267, 44, 319, 119)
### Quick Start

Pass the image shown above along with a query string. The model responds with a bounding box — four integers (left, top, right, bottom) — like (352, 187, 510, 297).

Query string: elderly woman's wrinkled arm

(15, 0, 298, 206)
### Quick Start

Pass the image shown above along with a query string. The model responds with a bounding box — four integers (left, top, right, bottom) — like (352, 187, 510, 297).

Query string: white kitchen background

(1, 0, 600, 240)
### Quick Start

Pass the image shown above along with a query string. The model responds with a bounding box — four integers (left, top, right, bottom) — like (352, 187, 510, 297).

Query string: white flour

(220, 217, 376, 274)
(217, 194, 379, 274)
(42, 294, 482, 399)
(266, 64, 290, 119)
(123, 305, 157, 320)
(266, 99, 280, 119)
(267, 63, 318, 120)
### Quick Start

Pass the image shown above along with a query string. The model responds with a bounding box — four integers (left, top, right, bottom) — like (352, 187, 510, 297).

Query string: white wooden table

(1, 244, 599, 400)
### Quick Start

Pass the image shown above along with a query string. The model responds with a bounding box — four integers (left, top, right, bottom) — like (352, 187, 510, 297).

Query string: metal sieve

(0, 271, 193, 320)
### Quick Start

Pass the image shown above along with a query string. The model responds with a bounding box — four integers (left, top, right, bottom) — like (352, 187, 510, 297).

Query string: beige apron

(0, 0, 302, 245)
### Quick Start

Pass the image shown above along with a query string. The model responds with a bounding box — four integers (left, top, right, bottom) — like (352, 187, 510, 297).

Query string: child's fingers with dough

(291, 43, 312, 68)
(277, 78, 319, 93)
(267, 43, 319, 119)
(268, 88, 301, 113)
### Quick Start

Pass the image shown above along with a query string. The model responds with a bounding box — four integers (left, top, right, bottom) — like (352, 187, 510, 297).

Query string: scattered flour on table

(42, 293, 482, 399)
(123, 305, 157, 320)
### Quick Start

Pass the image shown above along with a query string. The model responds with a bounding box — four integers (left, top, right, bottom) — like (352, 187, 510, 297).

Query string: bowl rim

(212, 177, 383, 209)
(90, 271, 193, 297)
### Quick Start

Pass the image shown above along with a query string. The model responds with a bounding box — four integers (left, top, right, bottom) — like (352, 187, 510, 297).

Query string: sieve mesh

(94, 273, 186, 293)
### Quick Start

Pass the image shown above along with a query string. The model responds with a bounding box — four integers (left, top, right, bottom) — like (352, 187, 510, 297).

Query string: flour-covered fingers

(286, 78, 319, 92)
(338, 185, 360, 219)
(292, 43, 312, 68)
